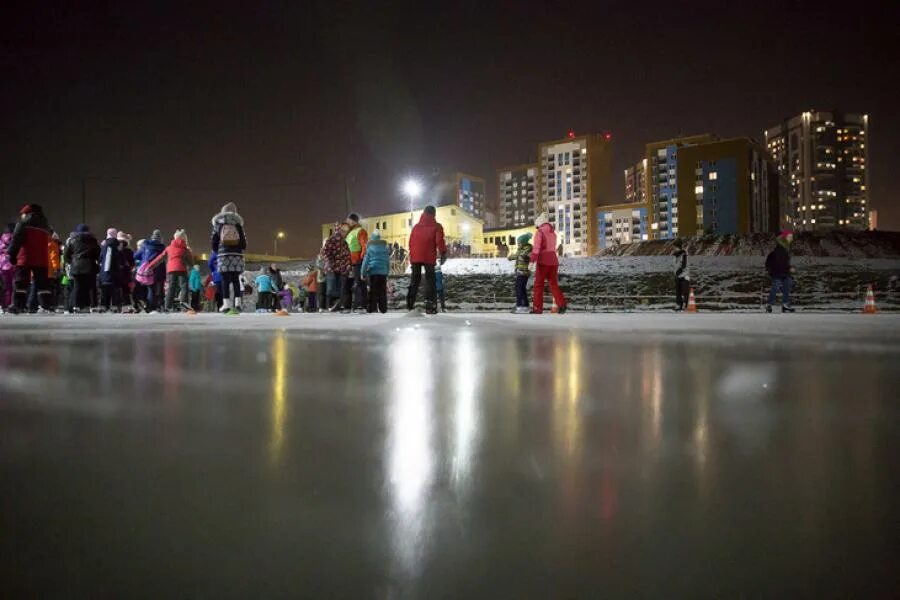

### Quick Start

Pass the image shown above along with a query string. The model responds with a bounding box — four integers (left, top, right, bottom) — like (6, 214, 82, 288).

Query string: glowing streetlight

(274, 231, 286, 256)
(402, 178, 422, 203)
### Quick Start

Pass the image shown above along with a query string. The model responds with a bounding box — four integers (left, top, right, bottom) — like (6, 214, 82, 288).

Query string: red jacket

(531, 223, 559, 266)
(8, 207, 52, 268)
(408, 212, 446, 265)
(147, 238, 193, 273)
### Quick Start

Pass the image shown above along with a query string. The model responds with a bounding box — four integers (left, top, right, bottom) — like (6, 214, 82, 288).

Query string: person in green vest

(344, 213, 369, 313)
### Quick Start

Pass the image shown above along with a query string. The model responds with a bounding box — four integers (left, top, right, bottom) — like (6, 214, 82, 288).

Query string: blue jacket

(256, 274, 276, 293)
(361, 239, 390, 276)
(208, 252, 221, 284)
(98, 237, 121, 286)
(189, 268, 203, 292)
(134, 238, 166, 282)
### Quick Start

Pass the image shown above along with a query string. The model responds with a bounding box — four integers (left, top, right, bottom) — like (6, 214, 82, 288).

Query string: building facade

(538, 132, 613, 256)
(482, 225, 535, 257)
(624, 159, 647, 205)
(497, 164, 538, 228)
(417, 170, 487, 221)
(765, 111, 869, 231)
(321, 205, 484, 255)
(597, 203, 649, 249)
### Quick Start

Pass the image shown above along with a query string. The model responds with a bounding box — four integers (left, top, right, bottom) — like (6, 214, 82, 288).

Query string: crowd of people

(1, 201, 799, 315)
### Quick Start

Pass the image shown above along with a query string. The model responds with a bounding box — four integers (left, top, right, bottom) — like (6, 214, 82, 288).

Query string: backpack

(220, 223, 241, 248)
(135, 262, 156, 285)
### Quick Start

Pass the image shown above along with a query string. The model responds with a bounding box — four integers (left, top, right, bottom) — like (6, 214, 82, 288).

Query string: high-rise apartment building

(538, 132, 613, 256)
(625, 135, 782, 239)
(597, 202, 649, 249)
(498, 164, 538, 228)
(765, 111, 869, 231)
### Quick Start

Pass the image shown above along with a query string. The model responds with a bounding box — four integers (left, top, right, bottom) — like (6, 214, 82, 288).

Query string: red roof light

(567, 130, 575, 139)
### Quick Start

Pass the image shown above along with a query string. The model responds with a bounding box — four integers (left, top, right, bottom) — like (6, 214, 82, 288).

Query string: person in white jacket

(673, 239, 690, 311)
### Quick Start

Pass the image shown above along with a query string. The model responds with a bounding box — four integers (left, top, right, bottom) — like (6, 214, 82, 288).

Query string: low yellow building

(481, 225, 535, 257)
(321, 205, 484, 254)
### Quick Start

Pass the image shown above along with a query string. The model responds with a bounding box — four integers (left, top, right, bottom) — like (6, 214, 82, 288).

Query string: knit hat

(19, 204, 33, 215)
(778, 230, 794, 240)
(173, 229, 186, 240)
(424, 205, 436, 216)
(136, 238, 146, 249)
(535, 213, 549, 228)
(371, 230, 381, 241)
(516, 232, 532, 245)
(106, 228, 118, 240)
(151, 229, 162, 241)
(75, 223, 90, 233)
(346, 212, 360, 224)
(220, 202, 238, 214)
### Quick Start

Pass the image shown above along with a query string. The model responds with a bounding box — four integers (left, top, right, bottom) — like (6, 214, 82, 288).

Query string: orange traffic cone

(551, 299, 559, 314)
(274, 309, 290, 317)
(863, 284, 878, 314)
(686, 288, 698, 313)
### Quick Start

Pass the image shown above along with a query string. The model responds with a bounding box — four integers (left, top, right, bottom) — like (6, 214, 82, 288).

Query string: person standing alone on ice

(211, 202, 247, 315)
(344, 213, 369, 314)
(530, 213, 567, 314)
(766, 230, 796, 313)
(407, 205, 446, 315)
(672, 239, 690, 311)
(6, 204, 54, 314)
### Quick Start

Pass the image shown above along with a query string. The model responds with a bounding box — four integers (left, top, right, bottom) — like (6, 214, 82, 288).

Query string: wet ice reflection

(451, 330, 480, 489)
(269, 331, 287, 465)
(387, 328, 435, 574)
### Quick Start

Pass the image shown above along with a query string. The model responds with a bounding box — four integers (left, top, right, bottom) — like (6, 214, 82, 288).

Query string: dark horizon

(2, 1, 898, 256)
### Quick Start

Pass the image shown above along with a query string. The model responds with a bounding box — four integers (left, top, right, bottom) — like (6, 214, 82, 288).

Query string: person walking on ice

(530, 213, 567, 314)
(766, 230, 796, 313)
(508, 232, 533, 314)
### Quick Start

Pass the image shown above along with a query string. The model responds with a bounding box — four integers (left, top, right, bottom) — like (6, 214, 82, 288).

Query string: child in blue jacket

(255, 267, 276, 312)
(361, 230, 390, 313)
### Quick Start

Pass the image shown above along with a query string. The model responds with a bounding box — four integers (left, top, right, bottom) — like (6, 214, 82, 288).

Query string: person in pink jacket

(146, 229, 194, 312)
(0, 223, 15, 311)
(530, 213, 567, 314)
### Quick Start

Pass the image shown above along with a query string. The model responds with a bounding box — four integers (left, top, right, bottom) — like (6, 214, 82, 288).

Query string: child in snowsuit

(361, 229, 390, 313)
(256, 267, 276, 312)
(434, 263, 446, 312)
(303, 266, 319, 312)
(133, 231, 167, 312)
(277, 284, 294, 312)
(508, 232, 533, 313)
(0, 223, 14, 311)
(188, 264, 203, 312)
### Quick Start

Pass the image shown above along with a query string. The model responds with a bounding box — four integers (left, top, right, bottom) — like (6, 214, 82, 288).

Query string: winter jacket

(673, 249, 690, 280)
(321, 231, 351, 275)
(345, 224, 368, 265)
(189, 267, 203, 292)
(531, 223, 559, 266)
(361, 238, 390, 276)
(509, 242, 533, 276)
(408, 212, 447, 265)
(303, 271, 319, 293)
(271, 268, 284, 291)
(147, 238, 193, 274)
(256, 274, 276, 293)
(119, 245, 135, 284)
(0, 232, 14, 272)
(277, 287, 294, 307)
(765, 242, 792, 279)
(207, 252, 221, 284)
(211, 208, 247, 273)
(133, 239, 166, 281)
(63, 232, 101, 276)
(98, 236, 122, 286)
(8, 206, 52, 268)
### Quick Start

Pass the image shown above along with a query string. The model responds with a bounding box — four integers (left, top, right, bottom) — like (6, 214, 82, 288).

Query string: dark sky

(2, 0, 898, 255)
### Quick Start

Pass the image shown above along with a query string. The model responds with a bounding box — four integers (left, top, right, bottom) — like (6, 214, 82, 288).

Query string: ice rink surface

(2, 312, 899, 596)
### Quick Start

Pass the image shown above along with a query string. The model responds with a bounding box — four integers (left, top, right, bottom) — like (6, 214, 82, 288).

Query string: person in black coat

(63, 224, 101, 312)
(765, 231, 795, 313)
(98, 228, 122, 312)
(117, 232, 135, 311)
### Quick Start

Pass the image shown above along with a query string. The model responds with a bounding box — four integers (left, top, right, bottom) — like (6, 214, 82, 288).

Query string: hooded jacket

(303, 271, 318, 293)
(189, 266, 203, 292)
(8, 205, 52, 268)
(509, 233, 533, 275)
(211, 204, 246, 256)
(98, 236, 122, 286)
(361, 236, 390, 276)
(133, 238, 167, 281)
(409, 212, 447, 265)
(531, 222, 559, 266)
(765, 239, 792, 279)
(321, 231, 351, 275)
(147, 238, 193, 274)
(63, 231, 101, 276)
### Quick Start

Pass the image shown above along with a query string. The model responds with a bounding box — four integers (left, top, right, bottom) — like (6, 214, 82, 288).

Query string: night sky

(2, 1, 898, 255)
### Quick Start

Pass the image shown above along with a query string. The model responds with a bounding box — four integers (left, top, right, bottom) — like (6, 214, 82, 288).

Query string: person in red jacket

(407, 205, 447, 314)
(146, 229, 194, 312)
(530, 212, 567, 314)
(6, 204, 53, 313)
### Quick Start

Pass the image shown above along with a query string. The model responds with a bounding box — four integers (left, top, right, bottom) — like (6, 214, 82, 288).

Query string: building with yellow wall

(321, 205, 484, 254)
(482, 225, 535, 257)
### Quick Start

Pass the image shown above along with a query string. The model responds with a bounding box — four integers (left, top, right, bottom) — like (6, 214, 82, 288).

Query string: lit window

(694, 185, 704, 194)
(708, 172, 717, 180)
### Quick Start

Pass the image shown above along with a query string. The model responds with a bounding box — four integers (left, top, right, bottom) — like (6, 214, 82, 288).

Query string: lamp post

(274, 231, 286, 256)
(402, 178, 422, 246)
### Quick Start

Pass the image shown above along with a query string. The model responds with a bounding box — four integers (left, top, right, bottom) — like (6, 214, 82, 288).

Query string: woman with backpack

(211, 202, 247, 315)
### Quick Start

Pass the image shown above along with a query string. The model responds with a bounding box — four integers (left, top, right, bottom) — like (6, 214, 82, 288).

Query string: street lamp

(274, 231, 286, 256)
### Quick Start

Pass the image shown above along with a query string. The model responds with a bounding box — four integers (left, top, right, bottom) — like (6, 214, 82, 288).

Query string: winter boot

(765, 304, 772, 313)
(220, 298, 232, 313)
(781, 304, 795, 313)
(557, 305, 567, 314)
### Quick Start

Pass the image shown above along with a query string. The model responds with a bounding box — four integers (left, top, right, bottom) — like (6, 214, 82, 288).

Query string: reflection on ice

(451, 330, 480, 489)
